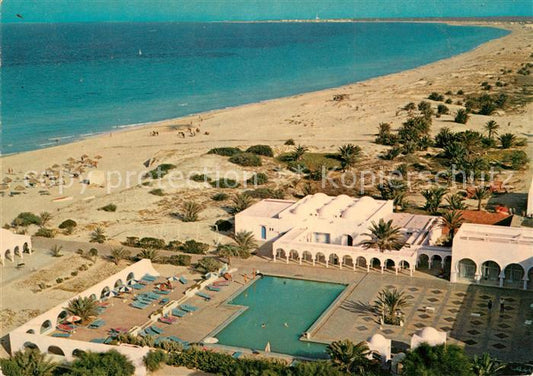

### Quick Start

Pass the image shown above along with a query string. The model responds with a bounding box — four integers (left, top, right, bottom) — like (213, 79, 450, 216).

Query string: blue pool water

(1, 22, 508, 154)
(215, 276, 346, 358)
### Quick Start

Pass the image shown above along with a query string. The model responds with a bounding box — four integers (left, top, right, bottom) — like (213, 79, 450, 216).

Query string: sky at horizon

(2, 0, 532, 23)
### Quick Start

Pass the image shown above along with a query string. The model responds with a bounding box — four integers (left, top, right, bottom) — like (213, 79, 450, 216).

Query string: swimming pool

(214, 275, 346, 358)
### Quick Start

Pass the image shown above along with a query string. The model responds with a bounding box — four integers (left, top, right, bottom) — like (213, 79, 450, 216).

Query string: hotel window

(260, 226, 267, 240)
(313, 232, 330, 244)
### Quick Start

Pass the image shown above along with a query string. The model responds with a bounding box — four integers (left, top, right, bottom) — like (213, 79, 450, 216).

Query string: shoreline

(1, 20, 515, 158)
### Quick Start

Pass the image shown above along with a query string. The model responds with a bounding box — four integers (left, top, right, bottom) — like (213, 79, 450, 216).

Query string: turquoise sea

(215, 276, 346, 358)
(1, 22, 508, 154)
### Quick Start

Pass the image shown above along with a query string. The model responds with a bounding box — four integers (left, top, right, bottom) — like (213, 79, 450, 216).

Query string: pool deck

(53, 257, 533, 362)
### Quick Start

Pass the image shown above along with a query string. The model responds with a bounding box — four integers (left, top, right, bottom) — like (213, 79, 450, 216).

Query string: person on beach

(488, 299, 493, 312)
(499, 298, 505, 315)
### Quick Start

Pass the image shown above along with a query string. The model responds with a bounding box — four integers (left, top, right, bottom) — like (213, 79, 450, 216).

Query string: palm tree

(181, 201, 202, 222)
(233, 230, 257, 255)
(374, 288, 411, 325)
(484, 120, 499, 140)
(136, 248, 159, 262)
(326, 339, 371, 374)
(338, 144, 361, 171)
(446, 193, 467, 210)
(0, 348, 57, 376)
(498, 133, 516, 149)
(216, 243, 241, 266)
(110, 247, 130, 265)
(50, 245, 63, 257)
(361, 219, 404, 253)
(471, 353, 506, 376)
(472, 186, 491, 211)
(293, 145, 309, 161)
(90, 227, 107, 243)
(454, 108, 469, 124)
(442, 210, 464, 241)
(39, 212, 52, 228)
(231, 193, 254, 214)
(66, 296, 98, 322)
(422, 187, 447, 214)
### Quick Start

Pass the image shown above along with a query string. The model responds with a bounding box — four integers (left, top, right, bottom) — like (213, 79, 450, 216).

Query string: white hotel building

(235, 193, 533, 290)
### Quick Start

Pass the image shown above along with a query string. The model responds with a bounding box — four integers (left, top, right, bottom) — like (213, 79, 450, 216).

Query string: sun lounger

(144, 327, 161, 337)
(213, 280, 230, 286)
(179, 276, 188, 284)
(52, 332, 71, 338)
(131, 301, 148, 309)
(180, 304, 198, 312)
(207, 285, 221, 292)
(90, 338, 106, 343)
(159, 298, 169, 305)
(196, 291, 212, 300)
(150, 325, 164, 334)
(88, 319, 105, 329)
(56, 324, 76, 333)
(142, 274, 157, 282)
(132, 283, 145, 290)
(167, 335, 189, 346)
(172, 308, 187, 317)
(155, 289, 170, 295)
(146, 292, 160, 300)
(232, 351, 242, 359)
(96, 307, 107, 315)
(158, 316, 177, 325)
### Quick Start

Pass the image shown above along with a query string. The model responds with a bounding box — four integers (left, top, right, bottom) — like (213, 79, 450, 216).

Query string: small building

(367, 333, 391, 362)
(1, 229, 31, 265)
(450, 223, 533, 289)
(236, 193, 448, 276)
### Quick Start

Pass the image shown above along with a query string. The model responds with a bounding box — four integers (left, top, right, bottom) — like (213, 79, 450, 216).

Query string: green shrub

(181, 239, 209, 254)
(284, 138, 295, 145)
(195, 257, 222, 273)
(71, 271, 78, 277)
(144, 350, 167, 372)
(35, 227, 55, 238)
(124, 237, 139, 247)
(245, 144, 274, 157)
(207, 147, 242, 156)
(147, 163, 177, 179)
(56, 278, 63, 284)
(245, 188, 285, 199)
(437, 104, 449, 114)
(148, 188, 165, 196)
(164, 254, 192, 266)
(504, 150, 528, 170)
(428, 92, 444, 101)
(58, 219, 77, 229)
(13, 212, 41, 227)
(228, 152, 262, 166)
(457, 89, 464, 95)
(454, 109, 469, 124)
(210, 178, 240, 189)
(166, 240, 183, 251)
(138, 237, 166, 249)
(99, 203, 117, 212)
(69, 350, 135, 376)
(215, 219, 233, 232)
(445, 98, 453, 104)
(190, 173, 211, 182)
(246, 172, 268, 185)
(211, 192, 229, 201)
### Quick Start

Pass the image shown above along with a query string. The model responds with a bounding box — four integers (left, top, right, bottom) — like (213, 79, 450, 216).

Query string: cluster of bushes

(207, 147, 242, 156)
(123, 237, 209, 254)
(464, 92, 508, 115)
(428, 92, 445, 101)
(246, 172, 268, 185)
(146, 163, 177, 179)
(190, 173, 211, 182)
(246, 144, 274, 157)
(195, 257, 222, 273)
(12, 212, 41, 227)
(210, 178, 240, 189)
(244, 187, 285, 199)
(229, 152, 262, 166)
(211, 192, 229, 201)
(149, 188, 165, 196)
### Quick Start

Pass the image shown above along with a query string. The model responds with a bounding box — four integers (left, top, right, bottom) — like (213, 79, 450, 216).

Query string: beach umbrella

(265, 342, 271, 353)
(14, 185, 26, 191)
(65, 315, 82, 323)
(3, 177, 12, 183)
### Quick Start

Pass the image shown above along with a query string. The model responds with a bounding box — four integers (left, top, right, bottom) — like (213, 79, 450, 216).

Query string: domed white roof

(341, 196, 377, 221)
(368, 333, 389, 347)
(291, 193, 331, 216)
(317, 194, 354, 218)
(417, 327, 441, 340)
